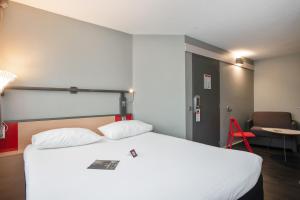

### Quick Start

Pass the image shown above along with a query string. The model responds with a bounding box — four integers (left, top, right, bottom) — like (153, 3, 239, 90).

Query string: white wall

(255, 53, 300, 126)
(132, 35, 186, 138)
(0, 2, 132, 120)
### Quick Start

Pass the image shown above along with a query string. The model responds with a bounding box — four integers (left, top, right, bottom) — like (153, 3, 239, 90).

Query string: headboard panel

(18, 116, 115, 152)
(0, 114, 132, 156)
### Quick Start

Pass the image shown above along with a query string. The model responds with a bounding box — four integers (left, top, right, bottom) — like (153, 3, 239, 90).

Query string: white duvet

(24, 132, 262, 200)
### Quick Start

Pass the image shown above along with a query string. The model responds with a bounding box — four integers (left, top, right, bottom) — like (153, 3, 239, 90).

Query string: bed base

(238, 174, 264, 200)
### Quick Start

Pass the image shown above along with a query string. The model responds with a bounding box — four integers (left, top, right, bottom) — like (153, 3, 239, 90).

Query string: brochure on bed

(87, 160, 119, 170)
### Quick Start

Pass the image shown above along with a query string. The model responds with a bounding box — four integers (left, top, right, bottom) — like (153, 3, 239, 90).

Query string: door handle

(193, 95, 200, 111)
(193, 95, 201, 122)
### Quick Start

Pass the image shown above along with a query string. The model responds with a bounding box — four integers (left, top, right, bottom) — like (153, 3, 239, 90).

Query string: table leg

(293, 137, 298, 153)
(283, 135, 287, 162)
(268, 135, 273, 154)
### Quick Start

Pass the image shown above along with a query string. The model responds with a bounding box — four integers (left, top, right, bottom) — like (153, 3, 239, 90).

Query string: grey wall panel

(0, 2, 132, 120)
(132, 35, 186, 138)
(185, 36, 227, 55)
(254, 53, 300, 127)
(219, 62, 254, 146)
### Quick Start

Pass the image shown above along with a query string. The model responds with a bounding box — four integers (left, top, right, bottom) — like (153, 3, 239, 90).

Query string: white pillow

(98, 120, 153, 140)
(32, 128, 102, 149)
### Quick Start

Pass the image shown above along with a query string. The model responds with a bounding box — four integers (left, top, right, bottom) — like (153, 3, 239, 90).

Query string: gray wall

(132, 35, 186, 138)
(255, 53, 300, 127)
(219, 62, 254, 146)
(0, 2, 132, 120)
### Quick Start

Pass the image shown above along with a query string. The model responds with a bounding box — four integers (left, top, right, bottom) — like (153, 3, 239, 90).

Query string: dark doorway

(192, 54, 220, 146)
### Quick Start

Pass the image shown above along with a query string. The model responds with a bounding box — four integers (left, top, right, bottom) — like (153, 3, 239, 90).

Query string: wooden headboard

(18, 116, 115, 152)
(0, 114, 132, 156)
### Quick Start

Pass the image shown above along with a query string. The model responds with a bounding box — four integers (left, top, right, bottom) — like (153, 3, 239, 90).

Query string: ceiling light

(235, 58, 244, 67)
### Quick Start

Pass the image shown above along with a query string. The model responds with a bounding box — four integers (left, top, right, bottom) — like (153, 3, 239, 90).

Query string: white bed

(24, 132, 262, 200)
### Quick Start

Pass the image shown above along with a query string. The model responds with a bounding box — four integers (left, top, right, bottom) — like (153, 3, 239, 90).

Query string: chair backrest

(229, 117, 243, 136)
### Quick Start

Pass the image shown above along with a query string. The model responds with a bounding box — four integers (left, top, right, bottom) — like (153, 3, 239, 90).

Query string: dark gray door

(192, 54, 220, 146)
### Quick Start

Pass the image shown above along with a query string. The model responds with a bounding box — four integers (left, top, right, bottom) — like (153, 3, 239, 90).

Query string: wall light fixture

(0, 70, 16, 139)
(235, 57, 244, 67)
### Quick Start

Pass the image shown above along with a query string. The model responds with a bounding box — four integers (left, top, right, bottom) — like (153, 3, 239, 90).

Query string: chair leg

(226, 133, 231, 149)
(227, 134, 233, 149)
(229, 136, 233, 149)
(243, 138, 253, 153)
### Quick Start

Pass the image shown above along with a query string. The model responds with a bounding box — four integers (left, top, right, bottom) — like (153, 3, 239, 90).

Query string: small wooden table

(262, 128, 300, 162)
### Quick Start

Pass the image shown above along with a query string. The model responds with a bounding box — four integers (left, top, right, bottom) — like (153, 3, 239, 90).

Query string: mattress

(24, 132, 262, 200)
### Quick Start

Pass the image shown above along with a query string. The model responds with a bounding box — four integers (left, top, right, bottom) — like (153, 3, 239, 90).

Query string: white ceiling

(12, 0, 300, 60)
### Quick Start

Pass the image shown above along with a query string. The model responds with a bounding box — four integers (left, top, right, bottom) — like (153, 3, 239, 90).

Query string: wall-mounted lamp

(0, 70, 16, 139)
(129, 88, 134, 94)
(128, 88, 135, 103)
(235, 57, 244, 67)
(0, 70, 16, 93)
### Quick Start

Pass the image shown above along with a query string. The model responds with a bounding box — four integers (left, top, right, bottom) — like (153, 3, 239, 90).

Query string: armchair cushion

(251, 126, 271, 137)
(250, 126, 283, 138)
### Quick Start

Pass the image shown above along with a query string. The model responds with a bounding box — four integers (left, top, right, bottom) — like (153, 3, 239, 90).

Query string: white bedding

(24, 132, 262, 200)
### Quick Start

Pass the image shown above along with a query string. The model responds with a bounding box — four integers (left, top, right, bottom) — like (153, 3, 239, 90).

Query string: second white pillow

(98, 120, 153, 140)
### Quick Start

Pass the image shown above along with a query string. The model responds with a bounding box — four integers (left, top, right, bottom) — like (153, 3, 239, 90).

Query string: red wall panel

(115, 114, 133, 122)
(0, 122, 18, 153)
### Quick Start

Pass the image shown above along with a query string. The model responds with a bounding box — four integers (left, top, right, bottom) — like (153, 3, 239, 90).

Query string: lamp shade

(0, 70, 16, 92)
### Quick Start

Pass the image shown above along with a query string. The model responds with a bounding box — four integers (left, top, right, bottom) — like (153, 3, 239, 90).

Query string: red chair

(226, 117, 255, 153)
